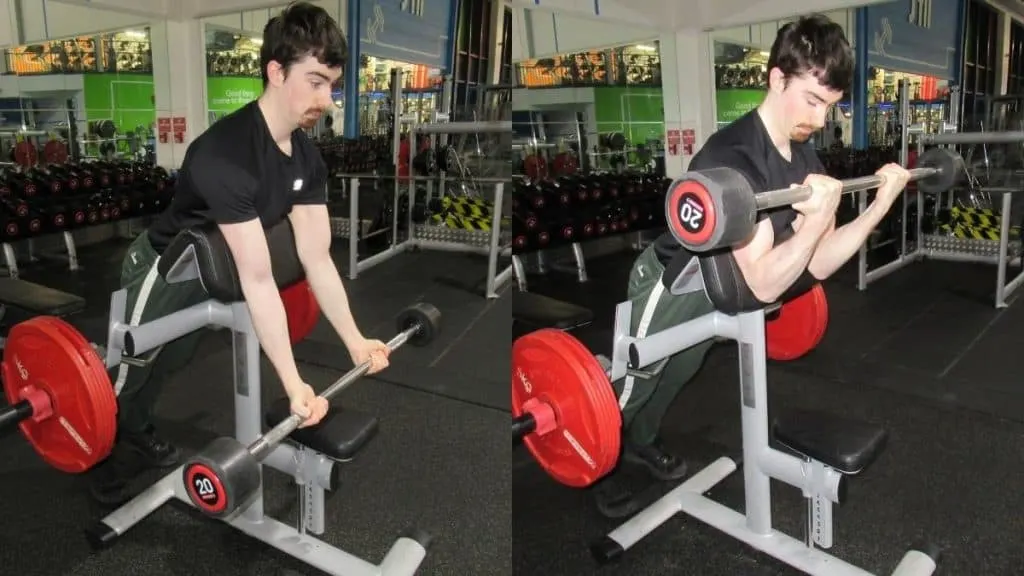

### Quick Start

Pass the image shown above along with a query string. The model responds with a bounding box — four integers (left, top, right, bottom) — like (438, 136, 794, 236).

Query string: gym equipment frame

(342, 174, 512, 299)
(856, 81, 1024, 308)
(331, 67, 513, 299)
(594, 258, 940, 576)
(87, 244, 429, 576)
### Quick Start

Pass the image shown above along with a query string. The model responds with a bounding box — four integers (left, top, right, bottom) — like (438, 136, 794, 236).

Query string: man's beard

(299, 109, 323, 129)
(790, 125, 815, 142)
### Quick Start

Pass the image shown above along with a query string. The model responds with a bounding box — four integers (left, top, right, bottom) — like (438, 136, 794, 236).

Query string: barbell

(182, 302, 441, 518)
(665, 147, 964, 252)
(0, 281, 326, 474)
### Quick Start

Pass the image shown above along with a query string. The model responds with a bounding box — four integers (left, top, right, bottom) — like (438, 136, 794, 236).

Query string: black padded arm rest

(698, 250, 818, 315)
(157, 218, 306, 303)
(0, 277, 86, 316)
(265, 397, 379, 461)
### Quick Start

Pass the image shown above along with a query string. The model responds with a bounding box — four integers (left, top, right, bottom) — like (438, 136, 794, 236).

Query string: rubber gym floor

(0, 239, 509, 575)
(513, 248, 1024, 576)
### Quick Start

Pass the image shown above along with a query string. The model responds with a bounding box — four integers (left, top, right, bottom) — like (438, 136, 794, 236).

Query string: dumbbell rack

(857, 82, 1024, 308)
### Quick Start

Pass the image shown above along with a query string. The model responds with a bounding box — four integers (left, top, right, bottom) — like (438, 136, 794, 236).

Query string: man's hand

(349, 337, 391, 374)
(289, 383, 329, 428)
(792, 174, 843, 221)
(874, 163, 912, 206)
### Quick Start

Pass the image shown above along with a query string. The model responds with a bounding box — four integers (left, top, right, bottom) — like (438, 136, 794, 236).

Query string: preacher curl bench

(591, 254, 940, 576)
(86, 220, 431, 576)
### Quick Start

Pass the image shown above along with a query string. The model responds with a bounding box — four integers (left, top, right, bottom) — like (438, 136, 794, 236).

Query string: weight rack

(334, 173, 512, 299)
(857, 80, 1024, 308)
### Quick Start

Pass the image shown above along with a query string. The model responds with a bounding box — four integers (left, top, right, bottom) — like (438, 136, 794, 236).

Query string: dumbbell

(665, 147, 964, 252)
(181, 303, 442, 519)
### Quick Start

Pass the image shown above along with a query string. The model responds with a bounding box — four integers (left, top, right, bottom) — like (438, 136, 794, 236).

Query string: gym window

(960, 0, 999, 128)
(453, 0, 494, 113)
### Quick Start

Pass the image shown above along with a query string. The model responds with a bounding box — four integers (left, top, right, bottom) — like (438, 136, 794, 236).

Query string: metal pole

(413, 121, 511, 134)
(343, 0, 361, 138)
(899, 80, 910, 257)
(922, 131, 1024, 145)
(392, 68, 404, 252)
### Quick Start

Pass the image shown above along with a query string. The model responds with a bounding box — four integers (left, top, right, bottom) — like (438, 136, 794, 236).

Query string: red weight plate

(2, 318, 116, 472)
(280, 280, 320, 345)
(13, 141, 37, 169)
(18, 317, 117, 463)
(38, 317, 118, 458)
(523, 155, 547, 180)
(554, 330, 622, 477)
(43, 140, 68, 164)
(36, 319, 113, 458)
(666, 179, 717, 249)
(511, 329, 620, 487)
(766, 284, 829, 362)
(552, 153, 578, 175)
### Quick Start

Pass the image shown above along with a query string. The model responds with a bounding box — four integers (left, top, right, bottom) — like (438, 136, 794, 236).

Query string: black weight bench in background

(512, 291, 593, 332)
(0, 277, 87, 347)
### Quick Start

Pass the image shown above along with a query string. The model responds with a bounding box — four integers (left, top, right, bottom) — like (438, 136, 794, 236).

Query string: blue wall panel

(865, 0, 963, 79)
(359, 0, 455, 68)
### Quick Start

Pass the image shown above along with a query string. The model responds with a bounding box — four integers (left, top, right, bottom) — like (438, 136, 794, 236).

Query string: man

(89, 2, 391, 505)
(593, 14, 912, 518)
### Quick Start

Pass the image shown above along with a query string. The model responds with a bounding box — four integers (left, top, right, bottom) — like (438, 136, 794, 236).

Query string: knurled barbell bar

(181, 302, 442, 519)
(665, 147, 963, 253)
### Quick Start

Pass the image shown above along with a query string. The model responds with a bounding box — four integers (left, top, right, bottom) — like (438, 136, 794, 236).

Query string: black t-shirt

(653, 110, 825, 266)
(147, 101, 329, 253)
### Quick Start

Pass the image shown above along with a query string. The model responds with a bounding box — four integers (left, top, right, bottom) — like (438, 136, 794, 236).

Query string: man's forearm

(240, 276, 305, 395)
(746, 216, 832, 303)
(303, 255, 363, 347)
(808, 198, 893, 279)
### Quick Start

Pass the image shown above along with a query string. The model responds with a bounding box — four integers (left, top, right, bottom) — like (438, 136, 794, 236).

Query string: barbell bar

(180, 302, 442, 519)
(665, 147, 964, 253)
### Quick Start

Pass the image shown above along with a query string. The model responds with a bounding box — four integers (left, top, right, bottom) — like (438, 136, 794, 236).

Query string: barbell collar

(247, 325, 418, 462)
(753, 167, 938, 212)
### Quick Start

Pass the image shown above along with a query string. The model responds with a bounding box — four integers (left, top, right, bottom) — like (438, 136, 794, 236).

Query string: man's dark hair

(260, 1, 347, 86)
(767, 14, 853, 93)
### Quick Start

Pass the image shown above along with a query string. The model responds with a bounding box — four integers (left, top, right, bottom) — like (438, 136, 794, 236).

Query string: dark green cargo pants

(611, 245, 716, 447)
(109, 232, 208, 434)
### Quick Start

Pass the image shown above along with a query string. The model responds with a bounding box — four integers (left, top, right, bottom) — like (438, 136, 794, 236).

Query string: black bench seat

(265, 397, 378, 461)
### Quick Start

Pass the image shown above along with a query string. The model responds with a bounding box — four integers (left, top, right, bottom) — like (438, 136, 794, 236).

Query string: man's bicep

(289, 203, 332, 263)
(189, 160, 259, 223)
(219, 220, 274, 282)
(730, 218, 775, 300)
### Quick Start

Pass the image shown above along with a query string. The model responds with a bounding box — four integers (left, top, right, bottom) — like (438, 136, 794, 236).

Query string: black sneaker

(123, 427, 180, 468)
(623, 439, 688, 482)
(591, 473, 644, 519)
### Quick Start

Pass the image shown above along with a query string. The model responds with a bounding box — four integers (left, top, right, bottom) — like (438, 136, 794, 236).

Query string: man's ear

(768, 67, 787, 93)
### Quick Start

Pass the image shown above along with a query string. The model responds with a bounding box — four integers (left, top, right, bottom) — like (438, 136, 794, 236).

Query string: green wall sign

(207, 77, 262, 114)
(716, 89, 764, 124)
